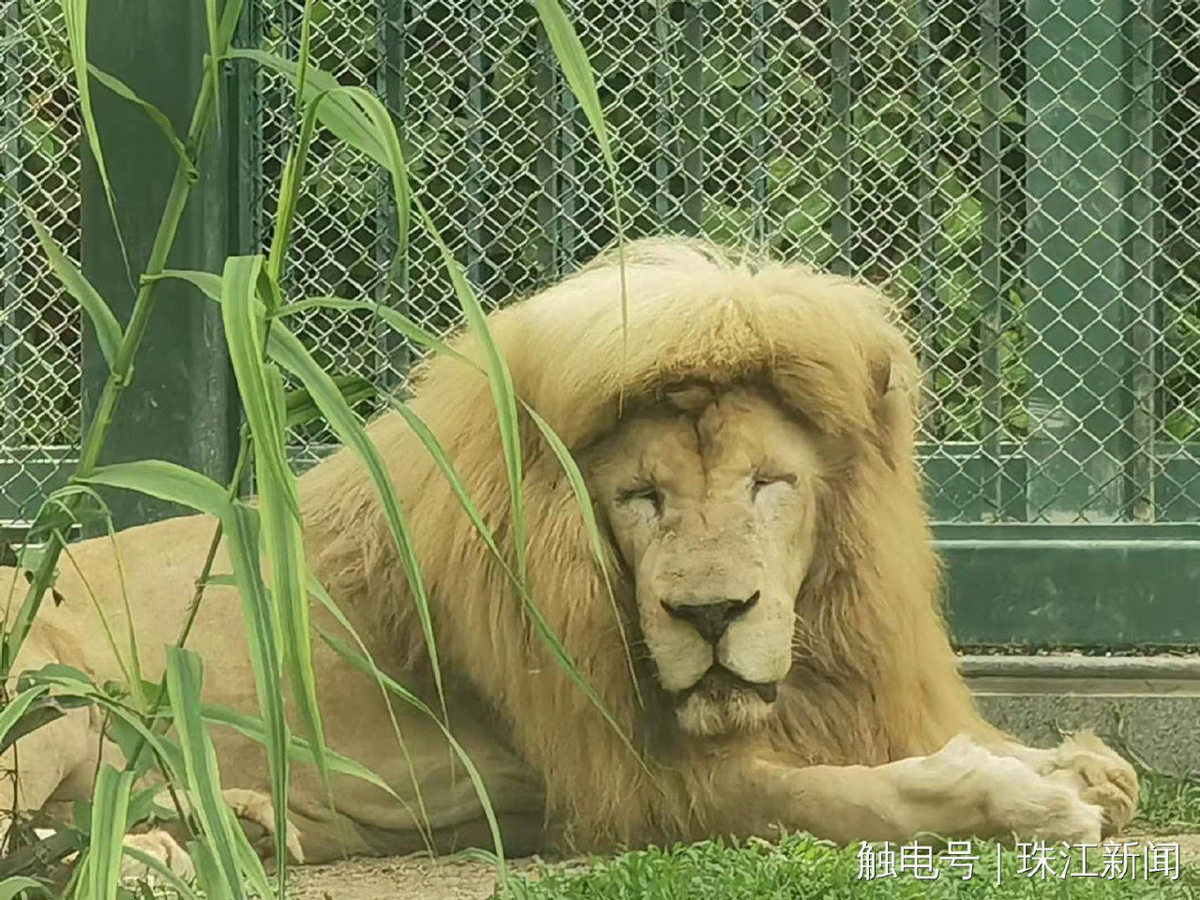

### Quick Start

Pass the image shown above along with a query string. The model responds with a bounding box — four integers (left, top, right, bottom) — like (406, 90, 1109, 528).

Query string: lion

(0, 237, 1137, 874)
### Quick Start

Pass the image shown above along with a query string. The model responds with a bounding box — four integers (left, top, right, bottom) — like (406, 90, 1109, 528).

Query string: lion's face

(584, 386, 823, 738)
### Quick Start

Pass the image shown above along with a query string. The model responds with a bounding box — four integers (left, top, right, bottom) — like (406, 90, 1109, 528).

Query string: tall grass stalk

(0, 1, 631, 897)
(1, 0, 246, 673)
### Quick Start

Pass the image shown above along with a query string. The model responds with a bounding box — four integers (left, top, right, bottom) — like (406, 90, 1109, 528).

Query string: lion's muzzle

(676, 664, 778, 704)
(673, 664, 779, 736)
(660, 591, 760, 644)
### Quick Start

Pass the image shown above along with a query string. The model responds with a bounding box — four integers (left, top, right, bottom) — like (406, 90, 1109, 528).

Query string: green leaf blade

(20, 204, 122, 370)
(87, 64, 195, 177)
(266, 324, 449, 725)
(80, 766, 136, 900)
(228, 50, 389, 166)
(80, 459, 231, 518)
(166, 646, 268, 900)
(61, 0, 130, 280)
(533, 0, 627, 332)
(220, 256, 296, 517)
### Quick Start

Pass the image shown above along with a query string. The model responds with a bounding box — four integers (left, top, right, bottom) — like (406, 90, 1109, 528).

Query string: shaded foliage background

(1, 0, 1197, 512)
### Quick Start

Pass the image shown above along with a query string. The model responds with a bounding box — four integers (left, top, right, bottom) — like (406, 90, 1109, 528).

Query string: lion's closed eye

(618, 484, 663, 516)
(751, 472, 795, 501)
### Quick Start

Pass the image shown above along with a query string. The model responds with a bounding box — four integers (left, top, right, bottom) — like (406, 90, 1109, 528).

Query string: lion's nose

(661, 591, 760, 643)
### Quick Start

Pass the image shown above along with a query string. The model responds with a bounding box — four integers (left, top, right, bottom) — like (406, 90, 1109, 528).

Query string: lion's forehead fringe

(406, 236, 913, 454)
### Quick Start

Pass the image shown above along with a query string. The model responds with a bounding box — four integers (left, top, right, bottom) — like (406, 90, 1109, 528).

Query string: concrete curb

(960, 654, 1200, 698)
(956, 655, 1200, 773)
(959, 654, 1200, 680)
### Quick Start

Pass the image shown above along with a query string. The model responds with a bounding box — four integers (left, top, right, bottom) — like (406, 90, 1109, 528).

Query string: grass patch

(497, 771, 1200, 900)
(501, 833, 1200, 899)
(1136, 770, 1200, 833)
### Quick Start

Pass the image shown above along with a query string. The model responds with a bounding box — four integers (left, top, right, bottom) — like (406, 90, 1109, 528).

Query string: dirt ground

(290, 836, 1200, 900)
(289, 854, 543, 900)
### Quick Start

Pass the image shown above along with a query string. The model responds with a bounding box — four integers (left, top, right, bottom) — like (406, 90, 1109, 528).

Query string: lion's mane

(298, 237, 981, 850)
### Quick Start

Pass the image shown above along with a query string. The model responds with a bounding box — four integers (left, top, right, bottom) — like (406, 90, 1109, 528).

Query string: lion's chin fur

(676, 688, 775, 737)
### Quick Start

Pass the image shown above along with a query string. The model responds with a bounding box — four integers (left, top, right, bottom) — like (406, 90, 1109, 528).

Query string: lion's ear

(872, 355, 919, 471)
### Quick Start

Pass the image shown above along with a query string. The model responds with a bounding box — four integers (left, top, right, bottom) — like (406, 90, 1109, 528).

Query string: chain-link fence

(0, 1, 81, 530)
(1, 0, 1197, 527)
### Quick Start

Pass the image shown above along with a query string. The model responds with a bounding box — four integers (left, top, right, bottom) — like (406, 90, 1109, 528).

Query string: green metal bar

(278, 0, 297, 111)
(80, 0, 241, 530)
(535, 21, 563, 279)
(749, 0, 770, 248)
(677, 0, 704, 234)
(977, 0, 1005, 519)
(1159, 444, 1200, 521)
(1123, 0, 1162, 522)
(913, 0, 941, 438)
(923, 443, 1027, 522)
(1, 0, 21, 452)
(230, 0, 262, 263)
(229, 0, 260, 504)
(1023, 0, 1137, 522)
(465, 0, 488, 288)
(0, 453, 76, 525)
(557, 2, 580, 264)
(653, 3, 677, 229)
(827, 0, 855, 273)
(937, 523, 1200, 645)
(376, 0, 410, 388)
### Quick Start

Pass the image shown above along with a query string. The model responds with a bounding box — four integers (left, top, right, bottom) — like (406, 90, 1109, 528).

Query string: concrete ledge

(959, 655, 1200, 774)
(961, 654, 1200, 697)
(960, 654, 1200, 680)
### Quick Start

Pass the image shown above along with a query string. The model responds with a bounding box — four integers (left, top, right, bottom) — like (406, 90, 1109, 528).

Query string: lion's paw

(973, 749, 1104, 845)
(1037, 731, 1139, 837)
(925, 736, 1103, 845)
(121, 829, 195, 883)
(222, 788, 305, 866)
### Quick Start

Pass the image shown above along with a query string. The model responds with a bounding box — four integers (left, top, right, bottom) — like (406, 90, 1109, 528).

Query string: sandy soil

(289, 854, 541, 900)
(290, 837, 1200, 900)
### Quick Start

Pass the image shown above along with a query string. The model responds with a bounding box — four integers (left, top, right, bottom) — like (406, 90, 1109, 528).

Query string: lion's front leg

(982, 730, 1139, 837)
(720, 735, 1104, 846)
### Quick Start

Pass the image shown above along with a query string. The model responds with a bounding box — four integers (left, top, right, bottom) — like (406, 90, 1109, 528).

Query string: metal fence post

(1123, 0, 1163, 522)
(377, 0, 410, 388)
(1, 0, 24, 465)
(1023, 0, 1155, 523)
(80, 1, 240, 530)
(827, 0, 856, 274)
(535, 18, 565, 281)
(977, 0, 1006, 519)
(465, 0, 490, 292)
(677, 0, 705, 235)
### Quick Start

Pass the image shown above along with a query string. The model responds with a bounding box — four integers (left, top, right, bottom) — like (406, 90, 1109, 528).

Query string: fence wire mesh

(0, 0, 1197, 526)
(0, 1, 81, 527)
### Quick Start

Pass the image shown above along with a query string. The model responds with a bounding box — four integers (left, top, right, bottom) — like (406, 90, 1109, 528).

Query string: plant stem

(178, 429, 253, 645)
(1, 39, 230, 677)
(69, 430, 255, 871)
